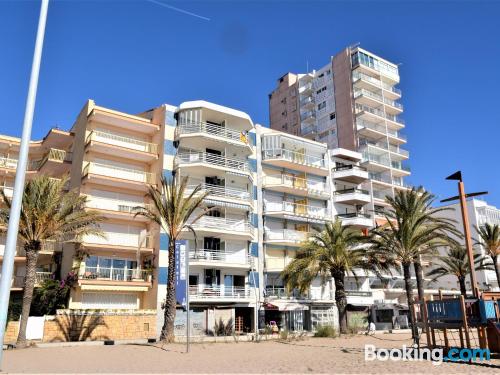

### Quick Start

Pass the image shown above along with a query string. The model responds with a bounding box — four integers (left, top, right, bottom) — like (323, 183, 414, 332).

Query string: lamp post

(441, 171, 487, 298)
(0, 0, 49, 369)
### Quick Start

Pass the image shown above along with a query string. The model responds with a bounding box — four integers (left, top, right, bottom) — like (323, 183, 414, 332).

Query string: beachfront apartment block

(269, 46, 410, 227)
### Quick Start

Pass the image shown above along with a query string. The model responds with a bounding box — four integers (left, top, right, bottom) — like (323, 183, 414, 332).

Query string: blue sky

(1, 0, 499, 206)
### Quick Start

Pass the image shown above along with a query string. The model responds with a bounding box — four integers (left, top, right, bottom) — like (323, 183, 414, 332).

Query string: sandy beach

(2, 333, 499, 374)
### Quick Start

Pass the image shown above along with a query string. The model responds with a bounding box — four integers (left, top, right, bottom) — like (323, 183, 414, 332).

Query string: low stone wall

(4, 310, 156, 344)
(43, 310, 157, 342)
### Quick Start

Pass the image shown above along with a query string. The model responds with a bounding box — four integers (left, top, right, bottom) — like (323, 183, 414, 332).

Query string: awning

(203, 198, 251, 211)
(264, 301, 309, 311)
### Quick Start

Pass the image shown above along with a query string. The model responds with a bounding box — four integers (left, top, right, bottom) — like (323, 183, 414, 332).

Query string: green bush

(314, 325, 337, 338)
(347, 313, 367, 334)
(7, 293, 23, 323)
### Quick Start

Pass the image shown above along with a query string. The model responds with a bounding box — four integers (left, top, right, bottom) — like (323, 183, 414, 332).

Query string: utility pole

(0, 0, 49, 369)
(441, 171, 487, 298)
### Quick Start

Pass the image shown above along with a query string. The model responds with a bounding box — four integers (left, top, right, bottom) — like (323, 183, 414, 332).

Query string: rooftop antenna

(306, 60, 309, 73)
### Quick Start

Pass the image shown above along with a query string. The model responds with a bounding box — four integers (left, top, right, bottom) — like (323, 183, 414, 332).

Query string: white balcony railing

(35, 272, 52, 284)
(264, 287, 309, 300)
(189, 284, 251, 299)
(263, 174, 327, 195)
(83, 162, 156, 184)
(264, 201, 328, 218)
(189, 249, 250, 265)
(85, 195, 152, 214)
(185, 183, 250, 202)
(0, 157, 18, 169)
(352, 71, 402, 96)
(175, 121, 250, 146)
(362, 151, 391, 168)
(355, 103, 405, 125)
(175, 152, 250, 173)
(264, 229, 309, 243)
(86, 130, 158, 154)
(84, 232, 153, 249)
(262, 148, 325, 168)
(79, 267, 150, 282)
(190, 216, 254, 234)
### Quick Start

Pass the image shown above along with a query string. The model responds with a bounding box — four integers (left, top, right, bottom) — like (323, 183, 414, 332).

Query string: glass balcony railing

(300, 111, 316, 121)
(190, 216, 254, 234)
(355, 104, 405, 125)
(80, 267, 151, 282)
(185, 183, 251, 202)
(175, 121, 250, 146)
(262, 148, 325, 169)
(334, 188, 370, 196)
(264, 229, 310, 243)
(352, 71, 402, 96)
(189, 284, 252, 299)
(175, 152, 250, 173)
(361, 151, 391, 168)
(86, 130, 158, 154)
(0, 157, 18, 169)
(263, 174, 327, 194)
(264, 201, 328, 218)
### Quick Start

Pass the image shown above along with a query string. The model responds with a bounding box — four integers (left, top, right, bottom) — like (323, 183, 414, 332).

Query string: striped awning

(203, 198, 252, 211)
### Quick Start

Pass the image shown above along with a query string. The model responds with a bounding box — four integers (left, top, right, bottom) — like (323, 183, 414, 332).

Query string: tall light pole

(0, 0, 49, 368)
(441, 171, 487, 299)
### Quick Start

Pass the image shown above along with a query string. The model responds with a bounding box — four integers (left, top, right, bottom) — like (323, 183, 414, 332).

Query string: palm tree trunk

(413, 261, 425, 302)
(402, 262, 416, 341)
(493, 256, 500, 291)
(160, 239, 177, 342)
(332, 268, 347, 334)
(17, 242, 40, 347)
(458, 276, 467, 296)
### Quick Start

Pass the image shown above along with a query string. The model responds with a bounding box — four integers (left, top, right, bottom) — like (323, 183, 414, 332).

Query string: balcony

(391, 161, 411, 177)
(85, 195, 153, 222)
(336, 212, 372, 228)
(82, 162, 156, 191)
(175, 152, 250, 176)
(300, 96, 315, 110)
(263, 174, 329, 199)
(83, 232, 154, 254)
(189, 284, 252, 301)
(264, 287, 309, 300)
(388, 144, 409, 160)
(185, 183, 251, 207)
(331, 165, 369, 184)
(189, 249, 251, 268)
(0, 157, 18, 172)
(79, 266, 151, 284)
(264, 201, 328, 221)
(86, 130, 158, 162)
(175, 122, 252, 150)
(352, 71, 402, 100)
(298, 82, 313, 95)
(301, 125, 317, 139)
(333, 188, 371, 205)
(262, 149, 327, 176)
(300, 111, 316, 125)
(264, 229, 310, 247)
(89, 106, 160, 135)
(189, 216, 254, 239)
(361, 151, 392, 172)
(35, 271, 53, 285)
(355, 104, 404, 129)
(31, 148, 72, 175)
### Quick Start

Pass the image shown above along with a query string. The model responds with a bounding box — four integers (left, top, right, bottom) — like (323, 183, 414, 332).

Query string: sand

(2, 333, 499, 374)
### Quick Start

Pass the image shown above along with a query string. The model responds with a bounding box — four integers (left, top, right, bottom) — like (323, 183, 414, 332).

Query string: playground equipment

(413, 291, 500, 353)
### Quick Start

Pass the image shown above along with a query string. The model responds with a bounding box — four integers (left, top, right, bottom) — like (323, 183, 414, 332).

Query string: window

(318, 101, 326, 110)
(318, 73, 324, 78)
(316, 86, 327, 95)
(330, 113, 336, 120)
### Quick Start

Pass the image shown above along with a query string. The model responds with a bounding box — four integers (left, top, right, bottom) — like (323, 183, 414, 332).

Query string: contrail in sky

(146, 0, 211, 21)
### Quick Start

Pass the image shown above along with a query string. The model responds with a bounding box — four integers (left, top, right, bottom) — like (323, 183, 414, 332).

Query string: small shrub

(347, 313, 367, 335)
(279, 329, 289, 340)
(314, 325, 337, 338)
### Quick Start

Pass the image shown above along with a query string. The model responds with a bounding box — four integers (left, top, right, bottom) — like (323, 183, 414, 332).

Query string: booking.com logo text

(365, 344, 491, 365)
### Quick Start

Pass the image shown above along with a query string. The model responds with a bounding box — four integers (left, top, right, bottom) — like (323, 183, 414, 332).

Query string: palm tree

(427, 245, 492, 295)
(475, 223, 500, 288)
(134, 176, 209, 342)
(368, 187, 459, 338)
(0, 176, 103, 347)
(281, 220, 382, 334)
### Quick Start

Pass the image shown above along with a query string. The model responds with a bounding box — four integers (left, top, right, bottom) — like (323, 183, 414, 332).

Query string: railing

(298, 82, 313, 93)
(383, 97, 403, 110)
(189, 250, 250, 264)
(352, 71, 401, 95)
(84, 232, 153, 248)
(392, 178, 411, 188)
(362, 151, 391, 167)
(391, 161, 411, 172)
(334, 188, 369, 196)
(262, 148, 325, 168)
(175, 121, 250, 145)
(300, 96, 315, 106)
(264, 201, 328, 218)
(369, 173, 393, 184)
(35, 272, 52, 284)
(386, 128, 407, 141)
(357, 119, 387, 134)
(355, 103, 405, 125)
(185, 183, 250, 202)
(354, 88, 384, 103)
(388, 144, 409, 157)
(80, 267, 150, 282)
(263, 174, 327, 194)
(336, 212, 371, 220)
(85, 195, 152, 214)
(264, 287, 308, 300)
(359, 138, 389, 151)
(83, 162, 156, 184)
(332, 164, 367, 172)
(190, 216, 254, 234)
(86, 130, 158, 154)
(0, 157, 18, 169)
(300, 111, 316, 121)
(189, 284, 251, 299)
(264, 229, 309, 243)
(175, 152, 249, 173)
(31, 149, 73, 170)
(301, 125, 317, 136)
(426, 299, 463, 322)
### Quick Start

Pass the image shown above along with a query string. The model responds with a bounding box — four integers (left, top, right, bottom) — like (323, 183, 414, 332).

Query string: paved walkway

(2, 333, 500, 373)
